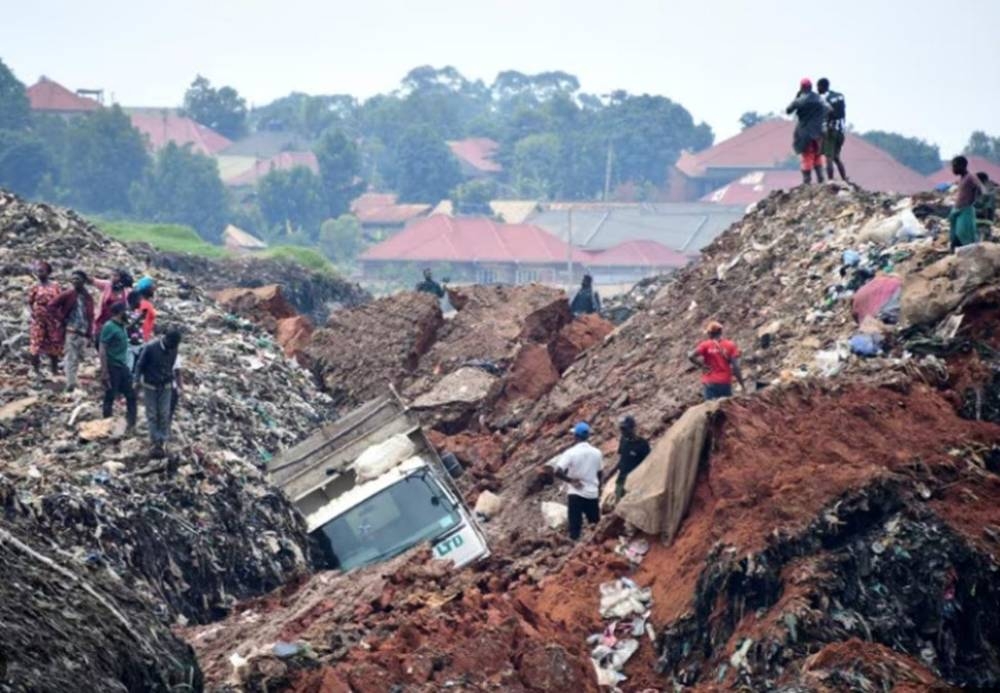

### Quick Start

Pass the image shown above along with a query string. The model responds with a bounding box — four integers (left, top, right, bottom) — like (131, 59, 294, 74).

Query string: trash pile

(590, 576, 653, 688)
(6, 182, 1000, 691)
(0, 481, 203, 692)
(601, 272, 676, 324)
(0, 190, 340, 686)
(136, 247, 369, 325)
(306, 283, 613, 428)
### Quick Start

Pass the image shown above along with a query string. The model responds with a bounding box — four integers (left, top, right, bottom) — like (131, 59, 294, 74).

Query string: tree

(512, 133, 562, 198)
(965, 131, 1000, 164)
(391, 126, 462, 203)
(739, 111, 776, 130)
(62, 105, 150, 213)
(860, 131, 941, 175)
(182, 75, 248, 139)
(0, 59, 30, 131)
(452, 179, 498, 215)
(318, 214, 364, 263)
(314, 129, 363, 217)
(0, 130, 56, 197)
(257, 166, 326, 240)
(131, 142, 229, 242)
(602, 94, 714, 187)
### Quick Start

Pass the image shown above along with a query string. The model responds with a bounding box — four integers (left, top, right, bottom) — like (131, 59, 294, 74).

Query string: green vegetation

(97, 220, 228, 258)
(263, 245, 335, 273)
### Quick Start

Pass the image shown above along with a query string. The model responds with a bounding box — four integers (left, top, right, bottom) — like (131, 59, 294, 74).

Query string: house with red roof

(447, 138, 502, 178)
(351, 193, 432, 236)
(670, 119, 928, 205)
(360, 215, 687, 285)
(26, 77, 100, 115)
(127, 109, 232, 156)
(925, 155, 1000, 188)
(223, 151, 319, 187)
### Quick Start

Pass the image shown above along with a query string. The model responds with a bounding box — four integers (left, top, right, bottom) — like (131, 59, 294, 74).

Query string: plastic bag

(353, 434, 417, 482)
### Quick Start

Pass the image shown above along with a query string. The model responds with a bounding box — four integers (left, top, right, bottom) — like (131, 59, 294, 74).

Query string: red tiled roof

(225, 151, 319, 187)
(361, 215, 587, 264)
(925, 156, 1000, 187)
(129, 112, 232, 156)
(583, 240, 691, 269)
(26, 77, 100, 113)
(350, 192, 431, 225)
(678, 120, 928, 194)
(701, 170, 804, 206)
(447, 138, 502, 173)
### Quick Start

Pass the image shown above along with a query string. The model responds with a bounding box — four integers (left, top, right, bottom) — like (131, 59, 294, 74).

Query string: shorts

(823, 130, 845, 158)
(801, 139, 825, 171)
(704, 382, 733, 400)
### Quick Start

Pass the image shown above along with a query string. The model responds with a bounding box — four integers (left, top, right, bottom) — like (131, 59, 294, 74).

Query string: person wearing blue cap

(551, 421, 604, 540)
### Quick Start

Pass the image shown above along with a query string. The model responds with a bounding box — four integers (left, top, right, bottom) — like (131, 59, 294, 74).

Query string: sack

(353, 434, 418, 482)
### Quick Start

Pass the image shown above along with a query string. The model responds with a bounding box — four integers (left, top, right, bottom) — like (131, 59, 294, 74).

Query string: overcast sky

(3, 0, 998, 155)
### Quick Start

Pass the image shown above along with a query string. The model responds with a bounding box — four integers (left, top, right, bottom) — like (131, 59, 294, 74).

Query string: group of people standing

(26, 263, 183, 459)
(786, 77, 848, 185)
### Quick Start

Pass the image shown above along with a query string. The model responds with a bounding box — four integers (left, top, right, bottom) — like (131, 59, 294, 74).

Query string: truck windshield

(312, 471, 461, 571)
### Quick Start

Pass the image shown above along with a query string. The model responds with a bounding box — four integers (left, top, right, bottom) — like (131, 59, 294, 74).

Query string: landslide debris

(0, 485, 203, 692)
(137, 249, 369, 324)
(0, 190, 339, 687)
(185, 184, 1000, 691)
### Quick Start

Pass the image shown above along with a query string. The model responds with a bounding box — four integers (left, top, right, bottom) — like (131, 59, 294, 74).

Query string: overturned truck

(269, 393, 490, 572)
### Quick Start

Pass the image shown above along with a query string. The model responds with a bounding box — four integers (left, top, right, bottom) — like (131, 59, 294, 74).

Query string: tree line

(2, 58, 998, 258)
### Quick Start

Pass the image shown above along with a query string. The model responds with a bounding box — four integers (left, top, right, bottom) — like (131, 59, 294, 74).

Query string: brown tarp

(609, 400, 719, 542)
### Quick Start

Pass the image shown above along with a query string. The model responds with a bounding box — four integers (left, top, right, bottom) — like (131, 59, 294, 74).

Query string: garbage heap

(135, 247, 369, 325)
(304, 284, 614, 426)
(183, 184, 1000, 691)
(0, 191, 338, 688)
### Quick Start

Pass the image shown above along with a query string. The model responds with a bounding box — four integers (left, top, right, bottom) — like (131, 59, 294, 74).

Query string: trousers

(567, 494, 600, 540)
(102, 365, 136, 428)
(64, 331, 89, 389)
(143, 384, 173, 444)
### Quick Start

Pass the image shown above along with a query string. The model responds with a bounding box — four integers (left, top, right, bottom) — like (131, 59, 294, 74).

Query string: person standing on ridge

(27, 261, 63, 379)
(49, 270, 95, 392)
(689, 321, 746, 400)
(415, 268, 445, 297)
(817, 78, 848, 182)
(135, 327, 182, 459)
(551, 422, 604, 541)
(786, 78, 832, 185)
(570, 273, 602, 316)
(949, 156, 984, 250)
(606, 415, 651, 501)
(99, 303, 137, 434)
(93, 269, 133, 346)
(132, 276, 158, 342)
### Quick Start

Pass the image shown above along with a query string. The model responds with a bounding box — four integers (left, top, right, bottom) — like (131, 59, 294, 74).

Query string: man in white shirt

(551, 421, 604, 540)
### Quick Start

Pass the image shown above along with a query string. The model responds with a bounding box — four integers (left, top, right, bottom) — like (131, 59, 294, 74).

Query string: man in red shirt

(689, 321, 745, 400)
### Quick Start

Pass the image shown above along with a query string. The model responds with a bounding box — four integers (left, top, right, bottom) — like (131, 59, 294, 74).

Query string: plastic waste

(849, 333, 883, 356)
(353, 433, 418, 482)
(541, 501, 568, 529)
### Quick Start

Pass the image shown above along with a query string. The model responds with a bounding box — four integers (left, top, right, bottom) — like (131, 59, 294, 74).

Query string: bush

(264, 245, 335, 273)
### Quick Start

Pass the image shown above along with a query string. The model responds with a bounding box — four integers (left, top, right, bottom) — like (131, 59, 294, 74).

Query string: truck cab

(268, 394, 490, 571)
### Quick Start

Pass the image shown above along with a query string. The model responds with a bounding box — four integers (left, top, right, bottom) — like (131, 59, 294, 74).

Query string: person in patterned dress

(27, 261, 63, 377)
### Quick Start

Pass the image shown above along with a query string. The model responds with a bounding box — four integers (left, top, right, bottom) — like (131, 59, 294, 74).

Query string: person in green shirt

(99, 302, 136, 433)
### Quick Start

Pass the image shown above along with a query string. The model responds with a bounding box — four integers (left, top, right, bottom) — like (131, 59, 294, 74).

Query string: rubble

(305, 292, 443, 406)
(212, 285, 298, 331)
(7, 183, 1000, 691)
(136, 248, 369, 324)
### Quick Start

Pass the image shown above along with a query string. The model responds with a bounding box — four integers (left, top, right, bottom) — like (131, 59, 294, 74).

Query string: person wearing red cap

(688, 321, 745, 400)
(786, 78, 832, 185)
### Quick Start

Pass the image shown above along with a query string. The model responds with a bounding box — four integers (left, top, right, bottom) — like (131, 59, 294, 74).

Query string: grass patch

(97, 220, 228, 258)
(263, 245, 335, 273)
